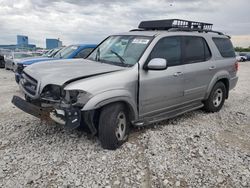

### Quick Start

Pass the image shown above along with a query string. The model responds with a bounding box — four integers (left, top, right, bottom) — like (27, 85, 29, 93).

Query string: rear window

(54, 45, 79, 59)
(183, 36, 211, 64)
(75, 48, 94, 58)
(212, 38, 235, 58)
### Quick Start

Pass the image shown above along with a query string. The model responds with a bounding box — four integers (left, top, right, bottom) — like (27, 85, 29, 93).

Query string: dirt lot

(0, 62, 250, 188)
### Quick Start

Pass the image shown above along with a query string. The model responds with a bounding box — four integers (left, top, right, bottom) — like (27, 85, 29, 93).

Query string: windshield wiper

(110, 50, 126, 64)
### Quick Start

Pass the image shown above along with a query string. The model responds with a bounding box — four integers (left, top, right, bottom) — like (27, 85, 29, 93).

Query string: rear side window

(183, 36, 211, 64)
(149, 36, 181, 66)
(212, 38, 235, 58)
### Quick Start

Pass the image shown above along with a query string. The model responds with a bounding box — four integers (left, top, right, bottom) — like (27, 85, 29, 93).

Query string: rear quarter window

(212, 38, 235, 58)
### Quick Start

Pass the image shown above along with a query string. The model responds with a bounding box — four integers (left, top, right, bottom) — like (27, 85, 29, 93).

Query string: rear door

(139, 36, 185, 117)
(182, 36, 214, 102)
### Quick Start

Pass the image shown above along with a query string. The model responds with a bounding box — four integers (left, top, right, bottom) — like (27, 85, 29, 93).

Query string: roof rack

(138, 19, 213, 31)
(130, 19, 225, 36)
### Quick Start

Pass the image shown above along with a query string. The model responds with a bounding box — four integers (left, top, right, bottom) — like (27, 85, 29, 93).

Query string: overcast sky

(0, 0, 249, 48)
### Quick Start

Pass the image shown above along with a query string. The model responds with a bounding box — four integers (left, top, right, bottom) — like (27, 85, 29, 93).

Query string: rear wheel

(98, 103, 130, 150)
(203, 82, 226, 112)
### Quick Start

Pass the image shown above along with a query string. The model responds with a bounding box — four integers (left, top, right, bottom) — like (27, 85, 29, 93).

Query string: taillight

(235, 61, 239, 72)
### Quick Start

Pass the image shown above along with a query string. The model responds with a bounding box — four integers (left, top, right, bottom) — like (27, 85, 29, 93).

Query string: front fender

(82, 89, 138, 119)
(205, 70, 230, 99)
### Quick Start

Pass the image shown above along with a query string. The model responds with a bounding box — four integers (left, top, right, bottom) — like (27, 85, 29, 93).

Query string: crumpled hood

(24, 59, 125, 89)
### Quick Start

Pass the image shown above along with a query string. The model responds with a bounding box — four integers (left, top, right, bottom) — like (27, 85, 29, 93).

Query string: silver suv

(12, 19, 238, 150)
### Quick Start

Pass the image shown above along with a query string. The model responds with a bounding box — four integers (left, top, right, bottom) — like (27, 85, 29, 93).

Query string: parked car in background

(15, 44, 96, 83)
(35, 49, 49, 55)
(5, 52, 33, 70)
(12, 19, 238, 150)
(0, 49, 12, 68)
(0, 54, 4, 68)
(31, 52, 43, 57)
(236, 55, 247, 62)
(42, 48, 62, 58)
(247, 54, 250, 61)
(239, 52, 250, 61)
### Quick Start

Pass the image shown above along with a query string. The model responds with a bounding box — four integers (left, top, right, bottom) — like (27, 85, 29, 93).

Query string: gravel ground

(0, 62, 249, 188)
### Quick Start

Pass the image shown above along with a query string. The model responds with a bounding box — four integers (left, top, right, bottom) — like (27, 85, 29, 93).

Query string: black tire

(203, 82, 226, 113)
(99, 103, 130, 150)
(0, 61, 4, 68)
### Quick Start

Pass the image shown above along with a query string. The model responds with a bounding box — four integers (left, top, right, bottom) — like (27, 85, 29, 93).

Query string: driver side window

(149, 36, 181, 67)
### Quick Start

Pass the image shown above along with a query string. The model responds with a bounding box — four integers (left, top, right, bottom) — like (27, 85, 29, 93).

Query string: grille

(21, 72, 38, 96)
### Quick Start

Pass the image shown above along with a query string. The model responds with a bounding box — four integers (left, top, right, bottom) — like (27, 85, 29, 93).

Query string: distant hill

(235, 47, 250, 52)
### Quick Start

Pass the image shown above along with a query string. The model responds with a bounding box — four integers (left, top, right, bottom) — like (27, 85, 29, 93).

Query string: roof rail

(138, 19, 213, 31)
(168, 27, 224, 35)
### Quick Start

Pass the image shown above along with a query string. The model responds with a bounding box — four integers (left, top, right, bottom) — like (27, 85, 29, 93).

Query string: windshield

(54, 45, 79, 59)
(43, 48, 61, 57)
(50, 49, 61, 57)
(42, 49, 53, 57)
(88, 35, 152, 66)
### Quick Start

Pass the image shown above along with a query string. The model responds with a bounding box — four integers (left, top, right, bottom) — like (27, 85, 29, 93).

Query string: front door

(139, 36, 184, 118)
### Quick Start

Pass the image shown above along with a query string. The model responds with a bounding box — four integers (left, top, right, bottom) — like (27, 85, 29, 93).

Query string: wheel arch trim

(205, 71, 230, 99)
(82, 90, 138, 120)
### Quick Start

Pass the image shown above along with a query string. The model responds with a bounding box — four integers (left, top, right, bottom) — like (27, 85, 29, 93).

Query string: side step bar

(133, 102, 204, 127)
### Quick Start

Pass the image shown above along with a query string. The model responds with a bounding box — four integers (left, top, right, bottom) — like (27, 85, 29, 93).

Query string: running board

(133, 102, 204, 127)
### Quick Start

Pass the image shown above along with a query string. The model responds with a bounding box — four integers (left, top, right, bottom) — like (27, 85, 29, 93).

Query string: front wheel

(98, 103, 130, 150)
(203, 82, 226, 113)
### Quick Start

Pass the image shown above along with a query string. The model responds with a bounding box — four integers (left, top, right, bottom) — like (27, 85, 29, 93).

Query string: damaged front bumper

(12, 96, 51, 119)
(12, 96, 82, 129)
(50, 107, 82, 129)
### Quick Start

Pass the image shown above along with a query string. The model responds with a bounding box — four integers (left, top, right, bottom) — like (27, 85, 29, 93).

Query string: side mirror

(146, 58, 167, 70)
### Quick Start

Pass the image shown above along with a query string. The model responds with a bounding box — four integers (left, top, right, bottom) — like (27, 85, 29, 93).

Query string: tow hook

(50, 108, 81, 130)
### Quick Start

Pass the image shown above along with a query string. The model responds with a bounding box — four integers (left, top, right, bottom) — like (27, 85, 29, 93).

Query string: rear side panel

(204, 36, 238, 98)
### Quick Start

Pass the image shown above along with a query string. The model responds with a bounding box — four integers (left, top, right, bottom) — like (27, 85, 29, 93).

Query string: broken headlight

(65, 90, 91, 105)
(41, 85, 65, 101)
(41, 85, 91, 105)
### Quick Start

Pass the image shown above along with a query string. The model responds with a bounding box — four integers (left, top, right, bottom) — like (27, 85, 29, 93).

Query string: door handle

(173, 72, 183, 77)
(209, 66, 216, 70)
